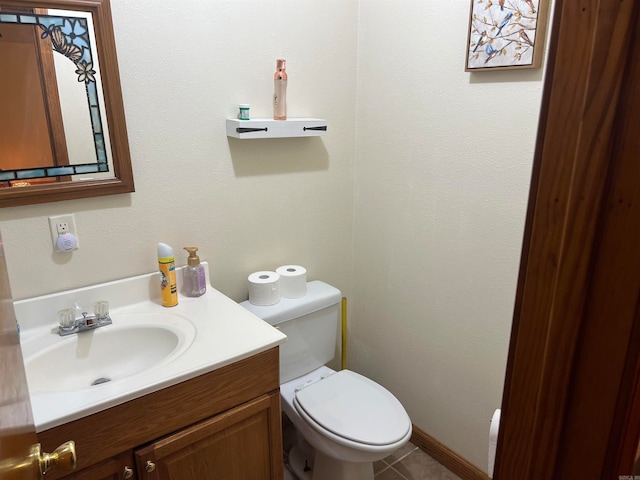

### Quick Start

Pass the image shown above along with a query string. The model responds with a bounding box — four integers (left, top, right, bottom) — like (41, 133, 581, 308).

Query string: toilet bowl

(281, 366, 412, 480)
(240, 281, 412, 480)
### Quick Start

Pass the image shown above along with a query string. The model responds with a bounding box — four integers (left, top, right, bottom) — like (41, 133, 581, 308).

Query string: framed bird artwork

(465, 0, 549, 71)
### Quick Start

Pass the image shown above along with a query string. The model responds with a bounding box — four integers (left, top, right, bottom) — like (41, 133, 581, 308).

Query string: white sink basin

(15, 264, 286, 432)
(22, 312, 196, 393)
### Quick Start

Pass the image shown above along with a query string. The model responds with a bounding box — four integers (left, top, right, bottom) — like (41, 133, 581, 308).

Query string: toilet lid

(294, 370, 410, 446)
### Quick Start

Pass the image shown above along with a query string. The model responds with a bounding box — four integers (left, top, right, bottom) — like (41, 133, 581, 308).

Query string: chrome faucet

(57, 301, 112, 336)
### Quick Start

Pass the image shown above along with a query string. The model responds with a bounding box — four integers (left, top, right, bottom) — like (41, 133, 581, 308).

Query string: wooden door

(0, 9, 69, 180)
(495, 0, 640, 478)
(135, 393, 282, 480)
(0, 232, 40, 480)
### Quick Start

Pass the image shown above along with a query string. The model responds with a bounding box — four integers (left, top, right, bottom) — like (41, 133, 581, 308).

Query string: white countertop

(15, 263, 286, 432)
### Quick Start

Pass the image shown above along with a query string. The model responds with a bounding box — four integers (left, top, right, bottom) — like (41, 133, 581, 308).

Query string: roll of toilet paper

(488, 408, 501, 478)
(276, 265, 307, 298)
(248, 271, 281, 306)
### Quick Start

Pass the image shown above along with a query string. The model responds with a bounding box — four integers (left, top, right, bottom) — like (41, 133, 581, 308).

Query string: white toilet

(241, 281, 412, 480)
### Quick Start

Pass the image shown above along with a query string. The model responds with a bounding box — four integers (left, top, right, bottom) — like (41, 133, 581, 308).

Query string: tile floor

(282, 421, 462, 480)
(372, 442, 462, 480)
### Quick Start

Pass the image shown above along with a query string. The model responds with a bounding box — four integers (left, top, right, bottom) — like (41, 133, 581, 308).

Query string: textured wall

(351, 0, 548, 470)
(0, 0, 358, 304)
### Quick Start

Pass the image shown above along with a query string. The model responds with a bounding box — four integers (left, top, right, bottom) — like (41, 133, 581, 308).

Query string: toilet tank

(239, 280, 342, 383)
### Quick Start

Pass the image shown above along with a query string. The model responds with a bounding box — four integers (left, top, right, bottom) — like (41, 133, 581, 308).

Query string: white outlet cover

(48, 215, 79, 252)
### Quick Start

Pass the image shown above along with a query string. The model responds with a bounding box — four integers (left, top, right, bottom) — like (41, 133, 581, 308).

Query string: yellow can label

(159, 260, 178, 307)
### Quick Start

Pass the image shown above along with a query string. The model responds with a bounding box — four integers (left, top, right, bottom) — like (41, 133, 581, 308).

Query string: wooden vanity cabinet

(61, 452, 136, 480)
(39, 348, 283, 480)
(135, 393, 280, 479)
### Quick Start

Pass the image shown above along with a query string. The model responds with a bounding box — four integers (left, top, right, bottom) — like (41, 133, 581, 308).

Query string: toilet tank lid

(239, 280, 342, 326)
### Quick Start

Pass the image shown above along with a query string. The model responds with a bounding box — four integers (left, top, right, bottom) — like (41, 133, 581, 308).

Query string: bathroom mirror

(0, 0, 133, 207)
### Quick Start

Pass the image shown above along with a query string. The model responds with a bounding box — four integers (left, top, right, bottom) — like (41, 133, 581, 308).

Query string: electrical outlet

(56, 222, 70, 234)
(48, 214, 79, 252)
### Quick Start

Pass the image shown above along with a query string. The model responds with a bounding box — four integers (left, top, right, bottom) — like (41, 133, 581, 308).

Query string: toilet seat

(293, 370, 411, 447)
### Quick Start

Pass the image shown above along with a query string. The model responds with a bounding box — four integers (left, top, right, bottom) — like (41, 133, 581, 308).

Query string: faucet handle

(92, 300, 109, 318)
(57, 308, 76, 328)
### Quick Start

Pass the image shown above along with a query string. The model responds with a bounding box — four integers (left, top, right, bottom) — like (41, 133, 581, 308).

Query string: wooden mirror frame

(0, 0, 134, 207)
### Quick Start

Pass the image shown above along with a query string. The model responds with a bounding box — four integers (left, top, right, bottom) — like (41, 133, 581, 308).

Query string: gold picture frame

(465, 0, 549, 71)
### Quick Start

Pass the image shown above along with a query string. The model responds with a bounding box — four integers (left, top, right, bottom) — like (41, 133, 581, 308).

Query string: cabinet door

(61, 452, 136, 480)
(135, 392, 283, 480)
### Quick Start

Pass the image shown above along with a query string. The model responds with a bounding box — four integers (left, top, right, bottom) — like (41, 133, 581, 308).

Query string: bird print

(499, 0, 505, 10)
(524, 0, 536, 13)
(519, 29, 534, 46)
(473, 31, 488, 52)
(485, 44, 500, 64)
(495, 11, 513, 37)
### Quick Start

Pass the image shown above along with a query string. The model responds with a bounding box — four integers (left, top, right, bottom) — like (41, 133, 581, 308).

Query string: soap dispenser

(183, 247, 207, 297)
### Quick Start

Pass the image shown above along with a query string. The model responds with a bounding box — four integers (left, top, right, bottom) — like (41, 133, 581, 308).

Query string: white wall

(351, 0, 547, 470)
(0, 0, 549, 473)
(0, 0, 358, 303)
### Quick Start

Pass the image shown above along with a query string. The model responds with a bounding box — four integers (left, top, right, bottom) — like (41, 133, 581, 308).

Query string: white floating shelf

(226, 118, 327, 139)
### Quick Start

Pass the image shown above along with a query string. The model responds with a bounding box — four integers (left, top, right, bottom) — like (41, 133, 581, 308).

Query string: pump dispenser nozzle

(184, 247, 200, 266)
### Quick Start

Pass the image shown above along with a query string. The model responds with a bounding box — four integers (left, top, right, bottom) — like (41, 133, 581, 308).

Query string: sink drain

(91, 377, 111, 386)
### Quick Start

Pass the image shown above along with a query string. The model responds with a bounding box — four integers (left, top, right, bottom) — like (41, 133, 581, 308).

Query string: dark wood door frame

(495, 0, 640, 478)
